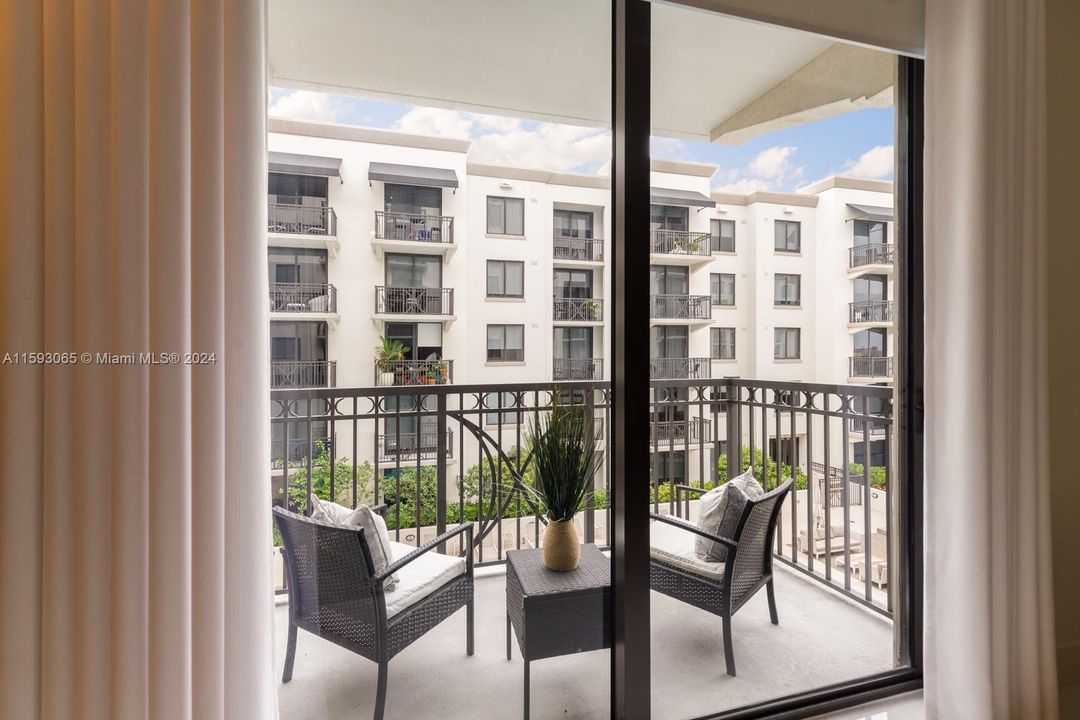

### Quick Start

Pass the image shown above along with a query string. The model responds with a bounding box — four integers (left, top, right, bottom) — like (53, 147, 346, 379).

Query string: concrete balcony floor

(275, 561, 893, 720)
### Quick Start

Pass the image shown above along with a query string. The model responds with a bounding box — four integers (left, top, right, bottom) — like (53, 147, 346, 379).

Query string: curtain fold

(0, 1, 273, 719)
(924, 0, 1057, 717)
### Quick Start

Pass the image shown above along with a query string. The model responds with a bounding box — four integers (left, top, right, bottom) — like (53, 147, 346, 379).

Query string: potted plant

(435, 360, 449, 384)
(375, 336, 409, 387)
(523, 401, 602, 571)
(426, 368, 436, 385)
(584, 298, 601, 320)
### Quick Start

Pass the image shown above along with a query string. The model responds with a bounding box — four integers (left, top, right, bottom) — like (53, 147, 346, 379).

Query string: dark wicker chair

(649, 478, 793, 677)
(273, 506, 474, 720)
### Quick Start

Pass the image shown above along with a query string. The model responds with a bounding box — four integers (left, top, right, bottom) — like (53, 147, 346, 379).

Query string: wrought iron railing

(269, 282, 337, 313)
(849, 244, 894, 268)
(271, 360, 336, 389)
(553, 234, 604, 262)
(649, 229, 711, 257)
(650, 417, 710, 444)
(267, 201, 336, 236)
(374, 359, 454, 386)
(553, 357, 603, 381)
(553, 297, 603, 322)
(649, 357, 711, 380)
(377, 430, 455, 463)
(849, 300, 894, 323)
(650, 294, 711, 320)
(375, 286, 454, 315)
(849, 356, 893, 378)
(374, 211, 454, 244)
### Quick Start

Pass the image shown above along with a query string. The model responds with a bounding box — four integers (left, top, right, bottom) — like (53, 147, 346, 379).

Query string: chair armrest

(650, 513, 738, 553)
(375, 523, 474, 584)
(673, 484, 707, 497)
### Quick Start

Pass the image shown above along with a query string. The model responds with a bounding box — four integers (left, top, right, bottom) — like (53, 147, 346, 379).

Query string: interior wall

(1047, 0, 1080, 688)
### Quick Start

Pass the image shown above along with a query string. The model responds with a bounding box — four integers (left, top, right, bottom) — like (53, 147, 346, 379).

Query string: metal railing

(649, 357, 711, 380)
(269, 282, 337, 313)
(650, 294, 711, 320)
(271, 360, 336, 389)
(849, 244, 894, 268)
(271, 377, 895, 614)
(649, 229, 711, 257)
(267, 201, 337, 236)
(375, 286, 454, 315)
(374, 359, 454, 386)
(374, 211, 454, 244)
(553, 357, 603, 381)
(849, 356, 893, 378)
(849, 300, 894, 324)
(553, 297, 603, 322)
(553, 234, 604, 262)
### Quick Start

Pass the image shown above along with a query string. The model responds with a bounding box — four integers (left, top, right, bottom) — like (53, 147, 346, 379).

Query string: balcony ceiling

(268, 0, 893, 145)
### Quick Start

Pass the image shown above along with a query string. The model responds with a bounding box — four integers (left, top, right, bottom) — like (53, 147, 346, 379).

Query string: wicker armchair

(273, 506, 474, 720)
(649, 478, 793, 677)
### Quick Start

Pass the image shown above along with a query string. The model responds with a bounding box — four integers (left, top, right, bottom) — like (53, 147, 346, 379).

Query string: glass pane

(505, 198, 524, 235)
(486, 196, 503, 234)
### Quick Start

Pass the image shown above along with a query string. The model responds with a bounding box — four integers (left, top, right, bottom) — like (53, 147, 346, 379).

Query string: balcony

(553, 234, 604, 264)
(848, 244, 895, 273)
(375, 359, 454, 387)
(649, 416, 710, 446)
(372, 211, 456, 261)
(553, 357, 603, 381)
(553, 297, 604, 323)
(650, 357, 711, 380)
(270, 360, 336, 389)
(377, 430, 455, 464)
(650, 294, 711, 324)
(374, 286, 455, 323)
(649, 229, 712, 266)
(269, 282, 338, 323)
(267, 201, 339, 255)
(849, 356, 894, 380)
(849, 300, 894, 325)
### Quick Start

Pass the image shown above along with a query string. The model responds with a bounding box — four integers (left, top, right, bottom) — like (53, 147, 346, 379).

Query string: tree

(285, 441, 373, 514)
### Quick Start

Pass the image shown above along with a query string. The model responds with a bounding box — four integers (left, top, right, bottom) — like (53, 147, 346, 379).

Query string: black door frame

(609, 3, 924, 717)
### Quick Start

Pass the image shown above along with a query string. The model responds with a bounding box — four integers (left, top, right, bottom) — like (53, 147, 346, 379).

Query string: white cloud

(843, 145, 894, 179)
(392, 107, 475, 138)
(650, 136, 689, 160)
(712, 145, 805, 194)
(748, 145, 798, 179)
(268, 91, 339, 123)
(712, 177, 773, 194)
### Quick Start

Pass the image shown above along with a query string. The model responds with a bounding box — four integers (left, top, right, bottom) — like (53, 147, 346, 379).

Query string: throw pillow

(694, 467, 764, 562)
(346, 504, 399, 592)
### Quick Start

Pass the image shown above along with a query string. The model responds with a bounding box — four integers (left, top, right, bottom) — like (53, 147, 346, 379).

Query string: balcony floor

(275, 561, 893, 720)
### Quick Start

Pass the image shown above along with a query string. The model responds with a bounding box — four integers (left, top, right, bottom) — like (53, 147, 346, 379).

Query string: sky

(269, 88, 894, 194)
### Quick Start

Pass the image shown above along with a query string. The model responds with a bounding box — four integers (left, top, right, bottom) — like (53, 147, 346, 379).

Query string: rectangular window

(483, 391, 521, 426)
(853, 328, 888, 356)
(710, 218, 735, 253)
(774, 273, 801, 306)
(854, 274, 888, 303)
(268, 172, 328, 203)
(854, 218, 888, 246)
(385, 253, 441, 288)
(649, 204, 689, 232)
(486, 260, 524, 298)
(486, 324, 524, 362)
(774, 220, 801, 252)
(774, 327, 801, 360)
(650, 265, 689, 296)
(711, 327, 735, 359)
(553, 209, 594, 238)
(486, 196, 525, 235)
(854, 439, 888, 468)
(553, 268, 594, 299)
(711, 273, 735, 306)
(651, 325, 688, 359)
(384, 183, 442, 216)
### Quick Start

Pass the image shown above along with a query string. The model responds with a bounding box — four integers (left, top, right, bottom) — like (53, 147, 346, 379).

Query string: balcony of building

(373, 286, 456, 325)
(376, 430, 455, 465)
(267, 200, 340, 255)
(849, 300, 895, 327)
(649, 229, 713, 267)
(553, 357, 603, 382)
(650, 294, 712, 325)
(269, 282, 339, 325)
(848, 356, 894, 381)
(375, 359, 454, 387)
(848, 244, 895, 276)
(649, 357, 711, 380)
(271, 360, 336, 390)
(552, 234, 605, 266)
(552, 297, 604, 325)
(372, 211, 456, 261)
(649, 416, 711, 448)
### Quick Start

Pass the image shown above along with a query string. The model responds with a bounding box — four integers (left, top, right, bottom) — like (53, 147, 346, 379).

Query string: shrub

(716, 446, 808, 491)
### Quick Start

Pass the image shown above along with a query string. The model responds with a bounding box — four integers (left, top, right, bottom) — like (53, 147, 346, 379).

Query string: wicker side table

(505, 544, 611, 720)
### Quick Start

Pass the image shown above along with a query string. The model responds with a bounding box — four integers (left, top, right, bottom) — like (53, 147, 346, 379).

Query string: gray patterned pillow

(309, 495, 399, 591)
(694, 467, 764, 562)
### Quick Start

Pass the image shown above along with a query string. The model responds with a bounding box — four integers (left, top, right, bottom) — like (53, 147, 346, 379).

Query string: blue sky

(269, 88, 894, 193)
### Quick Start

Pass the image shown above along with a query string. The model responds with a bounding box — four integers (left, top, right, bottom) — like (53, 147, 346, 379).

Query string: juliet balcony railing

(650, 229, 711, 257)
(375, 359, 454, 387)
(650, 357, 711, 380)
(271, 377, 895, 614)
(553, 297, 603, 322)
(374, 211, 454, 244)
(849, 244, 894, 269)
(269, 282, 337, 314)
(553, 234, 604, 262)
(553, 357, 603, 381)
(849, 300, 894, 324)
(650, 294, 711, 320)
(849, 356, 894, 378)
(375, 286, 454, 316)
(268, 201, 337, 236)
(271, 360, 336, 389)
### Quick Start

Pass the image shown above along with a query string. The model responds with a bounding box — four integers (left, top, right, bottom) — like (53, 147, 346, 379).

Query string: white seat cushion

(383, 540, 466, 618)
(650, 520, 726, 582)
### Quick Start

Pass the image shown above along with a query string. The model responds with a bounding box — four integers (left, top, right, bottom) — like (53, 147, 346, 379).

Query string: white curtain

(924, 0, 1058, 717)
(0, 2, 274, 719)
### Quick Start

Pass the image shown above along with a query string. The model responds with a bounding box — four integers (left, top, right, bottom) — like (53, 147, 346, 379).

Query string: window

(554, 327, 594, 359)
(711, 327, 735, 359)
(854, 274, 888, 303)
(486, 324, 524, 362)
(853, 328, 888, 357)
(774, 220, 801, 252)
(268, 172, 327, 203)
(774, 273, 801, 306)
(651, 325, 688, 359)
(650, 265, 688, 295)
(486, 260, 524, 298)
(711, 273, 735, 306)
(651, 451, 686, 484)
(553, 209, 594, 238)
(774, 327, 801, 359)
(483, 391, 521, 426)
(486, 196, 524, 235)
(854, 439, 888, 468)
(385, 253, 441, 288)
(267, 247, 328, 285)
(649, 204, 689, 232)
(384, 183, 441, 216)
(553, 268, 594, 299)
(854, 218, 888, 246)
(710, 218, 735, 252)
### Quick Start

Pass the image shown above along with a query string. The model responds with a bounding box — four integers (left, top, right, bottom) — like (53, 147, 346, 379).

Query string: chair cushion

(650, 520, 726, 582)
(695, 467, 763, 562)
(383, 541, 467, 618)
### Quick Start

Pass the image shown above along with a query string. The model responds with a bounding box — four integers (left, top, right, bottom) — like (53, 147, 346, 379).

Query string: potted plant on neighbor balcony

(522, 400, 602, 571)
(435, 360, 449, 384)
(375, 336, 409, 387)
